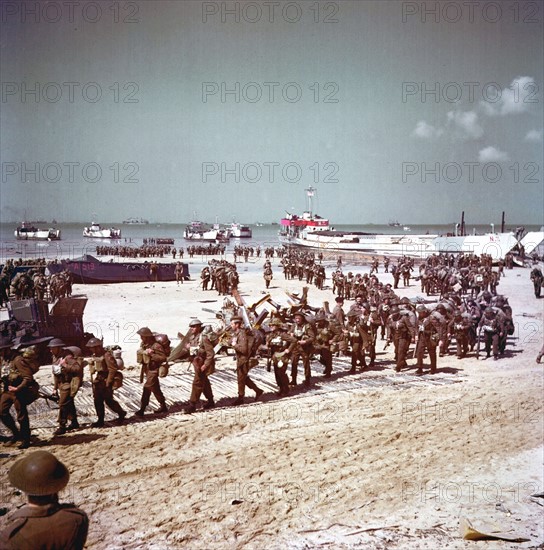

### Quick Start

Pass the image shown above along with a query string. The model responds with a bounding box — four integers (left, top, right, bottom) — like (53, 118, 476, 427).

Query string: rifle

(38, 389, 59, 403)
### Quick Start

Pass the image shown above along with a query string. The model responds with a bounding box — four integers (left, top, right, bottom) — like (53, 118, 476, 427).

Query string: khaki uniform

(265, 330, 292, 395)
(289, 321, 315, 385)
(137, 342, 168, 412)
(53, 356, 84, 429)
(89, 351, 125, 424)
(232, 328, 261, 398)
(186, 332, 215, 406)
(0, 356, 39, 446)
(0, 502, 88, 550)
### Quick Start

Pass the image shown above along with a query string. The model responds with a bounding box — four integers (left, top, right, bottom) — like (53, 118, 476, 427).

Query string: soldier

(0, 451, 88, 549)
(175, 261, 184, 284)
(180, 319, 216, 413)
(314, 313, 334, 377)
(49, 339, 82, 435)
(383, 256, 390, 273)
(231, 316, 263, 405)
(415, 305, 441, 375)
(0, 340, 40, 449)
(201, 266, 211, 290)
(386, 306, 415, 372)
(332, 296, 346, 326)
(86, 338, 126, 427)
(289, 312, 315, 387)
(263, 263, 273, 289)
(478, 308, 501, 360)
(265, 318, 292, 395)
(449, 312, 471, 359)
(345, 310, 368, 373)
(370, 256, 379, 274)
(135, 327, 168, 416)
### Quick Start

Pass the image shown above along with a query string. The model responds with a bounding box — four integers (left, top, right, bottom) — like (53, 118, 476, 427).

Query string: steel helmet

(47, 338, 66, 348)
(86, 337, 103, 348)
(9, 451, 69, 496)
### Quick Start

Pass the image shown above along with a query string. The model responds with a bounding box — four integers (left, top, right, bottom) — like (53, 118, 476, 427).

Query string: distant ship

(83, 222, 121, 239)
(278, 187, 522, 261)
(123, 217, 149, 225)
(14, 222, 61, 241)
(388, 220, 401, 227)
(184, 220, 229, 242)
(226, 221, 252, 238)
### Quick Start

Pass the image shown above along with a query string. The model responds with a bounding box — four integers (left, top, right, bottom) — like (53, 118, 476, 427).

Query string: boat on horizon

(278, 187, 523, 261)
(184, 220, 229, 242)
(388, 220, 401, 227)
(226, 221, 252, 238)
(47, 254, 188, 284)
(83, 222, 121, 239)
(14, 221, 61, 241)
(122, 217, 149, 225)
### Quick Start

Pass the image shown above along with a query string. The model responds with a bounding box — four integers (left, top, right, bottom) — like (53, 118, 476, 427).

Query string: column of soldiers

(0, 265, 518, 443)
(200, 260, 239, 295)
(95, 244, 177, 258)
(186, 243, 226, 257)
(280, 250, 326, 289)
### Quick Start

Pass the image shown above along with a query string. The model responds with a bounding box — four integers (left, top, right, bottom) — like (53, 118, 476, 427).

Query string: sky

(1, 0, 543, 225)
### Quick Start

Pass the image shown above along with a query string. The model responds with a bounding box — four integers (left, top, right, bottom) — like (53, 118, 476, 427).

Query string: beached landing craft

(14, 222, 61, 241)
(278, 186, 526, 261)
(83, 222, 121, 239)
(184, 219, 229, 242)
(47, 254, 189, 284)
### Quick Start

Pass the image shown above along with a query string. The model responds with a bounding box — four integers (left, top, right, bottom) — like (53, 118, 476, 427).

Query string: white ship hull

(279, 231, 518, 261)
(83, 223, 121, 239)
(15, 227, 61, 240)
(184, 228, 220, 242)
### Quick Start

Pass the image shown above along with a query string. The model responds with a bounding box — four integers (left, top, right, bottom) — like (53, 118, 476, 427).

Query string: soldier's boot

(203, 400, 215, 410)
(254, 388, 264, 401)
(137, 389, 151, 416)
(304, 377, 311, 387)
(156, 401, 168, 414)
(233, 396, 244, 406)
(116, 410, 127, 424)
(91, 419, 105, 427)
(184, 402, 197, 414)
(429, 368, 437, 374)
(1, 414, 20, 443)
(53, 425, 66, 436)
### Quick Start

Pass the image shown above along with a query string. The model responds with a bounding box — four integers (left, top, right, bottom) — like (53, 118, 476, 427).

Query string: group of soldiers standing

(200, 260, 240, 295)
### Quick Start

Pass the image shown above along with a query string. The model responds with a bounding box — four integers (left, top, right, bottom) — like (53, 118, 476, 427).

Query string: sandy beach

(1, 254, 543, 549)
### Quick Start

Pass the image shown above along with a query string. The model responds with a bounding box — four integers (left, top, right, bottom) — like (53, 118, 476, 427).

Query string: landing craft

(278, 186, 531, 262)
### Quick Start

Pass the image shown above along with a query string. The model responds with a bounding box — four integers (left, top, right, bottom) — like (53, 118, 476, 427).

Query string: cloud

(411, 120, 443, 139)
(480, 76, 538, 116)
(478, 146, 510, 163)
(446, 110, 484, 139)
(524, 129, 543, 142)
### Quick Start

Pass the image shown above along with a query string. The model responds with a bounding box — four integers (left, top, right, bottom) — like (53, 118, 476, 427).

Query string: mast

(460, 211, 465, 236)
(306, 186, 316, 216)
(501, 211, 505, 233)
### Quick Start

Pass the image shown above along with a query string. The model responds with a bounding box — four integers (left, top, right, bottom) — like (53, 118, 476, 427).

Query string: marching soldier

(415, 305, 441, 375)
(478, 308, 501, 360)
(345, 310, 368, 373)
(0, 451, 88, 549)
(263, 263, 273, 289)
(265, 319, 292, 395)
(386, 306, 415, 372)
(289, 312, 315, 387)
(86, 338, 126, 427)
(49, 339, 83, 435)
(135, 327, 169, 416)
(181, 319, 216, 414)
(314, 313, 334, 378)
(0, 340, 40, 449)
(231, 316, 263, 405)
(449, 312, 472, 359)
